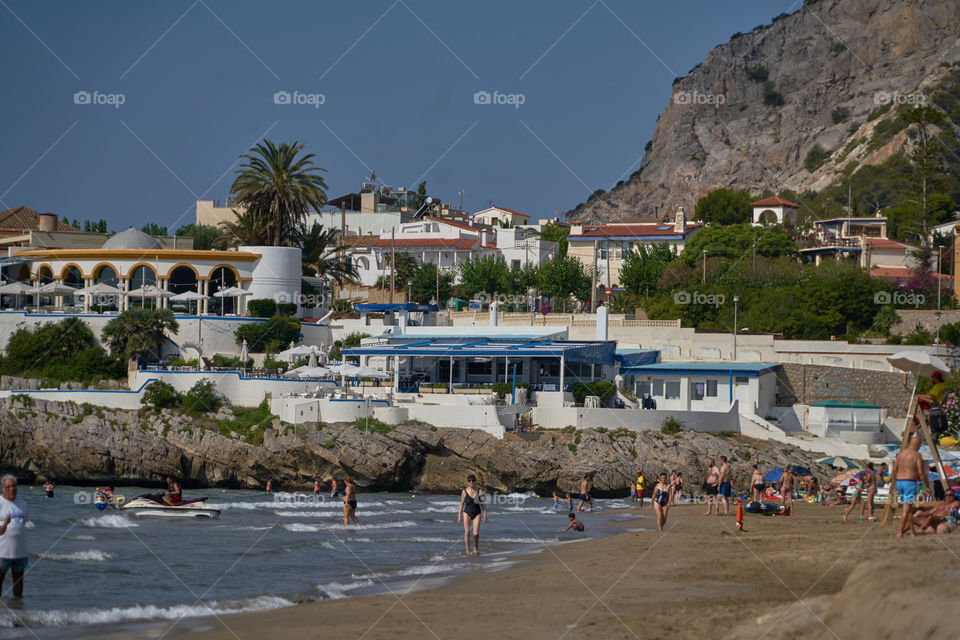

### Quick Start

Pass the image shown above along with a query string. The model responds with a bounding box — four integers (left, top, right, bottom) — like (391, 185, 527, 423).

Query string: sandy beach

(128, 501, 960, 640)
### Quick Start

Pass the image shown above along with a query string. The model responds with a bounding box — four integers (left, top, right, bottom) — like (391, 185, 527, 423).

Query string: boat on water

(122, 493, 221, 519)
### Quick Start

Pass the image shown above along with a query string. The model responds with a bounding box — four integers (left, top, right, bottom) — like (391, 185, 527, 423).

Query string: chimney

(673, 206, 685, 233)
(480, 230, 488, 246)
(596, 305, 609, 341)
(38, 213, 57, 232)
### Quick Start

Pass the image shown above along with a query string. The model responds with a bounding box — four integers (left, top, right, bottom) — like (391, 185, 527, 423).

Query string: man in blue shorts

(893, 435, 928, 538)
(718, 456, 733, 515)
(0, 475, 29, 598)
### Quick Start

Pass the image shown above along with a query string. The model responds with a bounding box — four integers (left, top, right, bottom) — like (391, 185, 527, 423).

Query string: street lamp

(407, 278, 413, 303)
(702, 250, 708, 285)
(936, 310, 942, 345)
(733, 294, 740, 361)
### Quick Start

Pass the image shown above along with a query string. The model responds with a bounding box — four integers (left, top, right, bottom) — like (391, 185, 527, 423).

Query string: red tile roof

(869, 266, 950, 281)
(486, 206, 529, 219)
(864, 238, 916, 250)
(424, 216, 485, 232)
(570, 222, 700, 238)
(372, 237, 478, 249)
(0, 206, 78, 232)
(342, 234, 380, 247)
(751, 196, 800, 209)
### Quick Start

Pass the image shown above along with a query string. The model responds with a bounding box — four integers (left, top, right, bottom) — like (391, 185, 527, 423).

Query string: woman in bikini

(779, 468, 795, 514)
(751, 465, 765, 502)
(457, 474, 487, 555)
(342, 477, 359, 526)
(652, 472, 674, 532)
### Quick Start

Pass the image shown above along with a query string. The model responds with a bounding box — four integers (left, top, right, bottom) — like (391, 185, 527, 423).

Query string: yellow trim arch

(124, 262, 158, 281)
(166, 263, 200, 279)
(90, 262, 120, 281)
(59, 262, 85, 280)
(202, 264, 241, 282)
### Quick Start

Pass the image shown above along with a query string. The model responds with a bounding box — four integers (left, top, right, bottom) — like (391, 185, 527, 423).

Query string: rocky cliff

(0, 398, 838, 495)
(570, 0, 960, 223)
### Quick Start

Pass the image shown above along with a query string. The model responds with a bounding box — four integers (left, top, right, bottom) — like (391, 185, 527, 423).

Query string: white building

(472, 206, 530, 228)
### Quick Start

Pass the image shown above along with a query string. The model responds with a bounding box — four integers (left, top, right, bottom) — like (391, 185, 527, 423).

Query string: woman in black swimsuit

(342, 476, 359, 526)
(653, 473, 674, 532)
(672, 471, 683, 505)
(457, 474, 487, 555)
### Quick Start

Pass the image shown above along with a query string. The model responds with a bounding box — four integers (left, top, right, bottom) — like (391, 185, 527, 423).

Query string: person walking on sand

(862, 463, 878, 520)
(718, 456, 733, 515)
(577, 475, 593, 513)
(842, 472, 864, 522)
(457, 474, 486, 554)
(0, 475, 28, 598)
(703, 459, 719, 515)
(634, 469, 646, 507)
(779, 467, 795, 515)
(893, 435, 928, 538)
(751, 465, 765, 502)
(653, 473, 674, 532)
(342, 477, 359, 526)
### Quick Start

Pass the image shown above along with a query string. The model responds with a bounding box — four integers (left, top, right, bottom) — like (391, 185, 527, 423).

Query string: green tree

(694, 188, 753, 225)
(299, 222, 359, 285)
(539, 222, 569, 257)
(141, 380, 181, 409)
(101, 308, 180, 361)
(141, 223, 168, 236)
(234, 316, 300, 353)
(175, 223, 227, 251)
(457, 255, 511, 299)
(538, 255, 591, 311)
(375, 252, 419, 291)
(181, 379, 223, 415)
(410, 261, 455, 305)
(0, 318, 123, 383)
(229, 139, 329, 246)
(412, 180, 427, 210)
(619, 243, 676, 296)
(681, 223, 797, 265)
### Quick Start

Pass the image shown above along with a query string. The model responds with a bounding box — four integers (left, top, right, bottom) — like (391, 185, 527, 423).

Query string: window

(637, 380, 651, 397)
(735, 376, 749, 384)
(599, 240, 608, 259)
(652, 380, 664, 396)
(467, 360, 492, 376)
(706, 380, 718, 397)
(511, 259, 521, 270)
(621, 241, 632, 254)
(691, 382, 705, 401)
(664, 381, 680, 399)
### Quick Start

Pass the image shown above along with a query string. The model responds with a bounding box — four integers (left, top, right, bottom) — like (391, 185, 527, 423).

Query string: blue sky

(0, 0, 800, 231)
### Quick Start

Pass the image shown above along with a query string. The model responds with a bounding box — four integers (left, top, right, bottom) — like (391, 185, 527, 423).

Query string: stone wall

(892, 309, 960, 336)
(777, 364, 913, 417)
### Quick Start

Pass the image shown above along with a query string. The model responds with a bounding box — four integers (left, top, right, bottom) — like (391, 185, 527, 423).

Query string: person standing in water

(329, 476, 339, 498)
(457, 474, 487, 555)
(577, 474, 593, 513)
(342, 477, 359, 526)
(42, 480, 54, 499)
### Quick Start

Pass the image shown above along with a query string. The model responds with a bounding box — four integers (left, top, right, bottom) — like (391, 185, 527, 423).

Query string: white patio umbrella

(308, 347, 318, 368)
(278, 345, 317, 359)
(30, 282, 78, 312)
(352, 365, 390, 379)
(240, 339, 249, 374)
(297, 366, 331, 379)
(170, 290, 211, 315)
(213, 286, 251, 297)
(328, 363, 361, 376)
(0, 281, 33, 309)
(77, 282, 123, 297)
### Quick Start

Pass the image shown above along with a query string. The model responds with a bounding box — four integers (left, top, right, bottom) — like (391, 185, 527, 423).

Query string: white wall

(131, 370, 336, 406)
(532, 404, 741, 432)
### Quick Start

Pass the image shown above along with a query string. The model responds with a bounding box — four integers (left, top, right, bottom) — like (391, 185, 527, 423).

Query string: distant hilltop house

(566, 207, 701, 287)
(471, 206, 530, 228)
(750, 196, 799, 227)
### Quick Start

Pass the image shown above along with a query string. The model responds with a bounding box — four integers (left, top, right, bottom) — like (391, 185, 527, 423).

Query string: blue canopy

(344, 338, 617, 365)
(764, 466, 812, 483)
(353, 303, 439, 313)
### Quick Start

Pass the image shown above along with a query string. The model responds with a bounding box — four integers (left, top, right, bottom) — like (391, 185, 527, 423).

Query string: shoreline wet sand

(109, 503, 959, 640)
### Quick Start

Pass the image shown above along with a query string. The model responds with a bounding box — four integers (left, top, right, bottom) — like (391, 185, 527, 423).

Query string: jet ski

(122, 493, 220, 519)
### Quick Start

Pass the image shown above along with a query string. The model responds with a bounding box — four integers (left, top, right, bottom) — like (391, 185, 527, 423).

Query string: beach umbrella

(30, 282, 78, 312)
(170, 290, 211, 315)
(77, 282, 124, 297)
(127, 284, 175, 298)
(352, 365, 390, 379)
(296, 366, 331, 379)
(831, 469, 863, 484)
(308, 347, 318, 369)
(0, 281, 33, 309)
(764, 466, 812, 483)
(887, 350, 951, 380)
(328, 363, 361, 376)
(817, 456, 860, 470)
(213, 286, 251, 297)
(278, 345, 317, 358)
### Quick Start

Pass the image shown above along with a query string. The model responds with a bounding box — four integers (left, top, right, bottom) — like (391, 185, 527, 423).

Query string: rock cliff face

(0, 399, 837, 495)
(570, 0, 960, 223)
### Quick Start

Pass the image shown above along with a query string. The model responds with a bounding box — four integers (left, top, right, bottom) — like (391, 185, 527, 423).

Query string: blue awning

(344, 339, 617, 364)
(615, 349, 659, 367)
(354, 303, 439, 313)
(620, 362, 779, 376)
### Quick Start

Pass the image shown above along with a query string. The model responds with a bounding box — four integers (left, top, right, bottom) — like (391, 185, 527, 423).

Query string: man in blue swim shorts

(892, 435, 929, 538)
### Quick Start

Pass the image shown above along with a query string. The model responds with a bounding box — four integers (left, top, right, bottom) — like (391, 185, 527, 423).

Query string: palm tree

(102, 308, 179, 362)
(299, 222, 359, 285)
(217, 207, 269, 247)
(229, 140, 329, 247)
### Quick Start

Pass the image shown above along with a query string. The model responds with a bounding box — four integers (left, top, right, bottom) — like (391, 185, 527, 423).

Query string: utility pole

(590, 239, 598, 312)
(390, 228, 396, 303)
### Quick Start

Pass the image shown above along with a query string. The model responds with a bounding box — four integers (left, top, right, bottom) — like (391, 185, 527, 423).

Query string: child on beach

(562, 513, 584, 532)
(313, 478, 320, 495)
(565, 493, 573, 512)
(552, 491, 560, 509)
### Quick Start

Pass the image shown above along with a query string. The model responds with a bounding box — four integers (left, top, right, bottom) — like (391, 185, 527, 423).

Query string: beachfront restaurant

(619, 362, 779, 415)
(342, 336, 618, 394)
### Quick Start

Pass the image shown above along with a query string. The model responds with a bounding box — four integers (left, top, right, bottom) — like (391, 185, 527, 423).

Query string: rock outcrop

(569, 0, 960, 223)
(0, 398, 838, 495)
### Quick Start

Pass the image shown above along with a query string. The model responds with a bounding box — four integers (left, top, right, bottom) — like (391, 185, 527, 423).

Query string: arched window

(94, 265, 119, 286)
(208, 266, 238, 315)
(38, 266, 53, 284)
(62, 265, 83, 288)
(129, 265, 156, 289)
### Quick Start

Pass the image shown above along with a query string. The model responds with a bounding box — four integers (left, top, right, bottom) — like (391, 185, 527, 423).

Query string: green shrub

(0, 317, 124, 385)
(330, 332, 370, 361)
(660, 417, 683, 435)
(746, 64, 769, 82)
(567, 443, 578, 455)
(277, 302, 297, 317)
(867, 104, 892, 120)
(142, 380, 181, 409)
(830, 42, 847, 56)
(262, 355, 287, 371)
(831, 106, 850, 124)
(212, 354, 242, 368)
(804, 144, 832, 172)
(166, 358, 199, 368)
(234, 316, 300, 353)
(351, 416, 393, 436)
(246, 299, 277, 318)
(181, 379, 222, 415)
(762, 82, 785, 106)
(216, 400, 274, 445)
(571, 381, 617, 405)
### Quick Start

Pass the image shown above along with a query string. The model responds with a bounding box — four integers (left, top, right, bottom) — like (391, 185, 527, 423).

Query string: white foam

(490, 537, 555, 544)
(37, 550, 115, 562)
(318, 579, 375, 600)
(0, 595, 294, 628)
(65, 535, 96, 541)
(317, 520, 417, 531)
(218, 499, 385, 511)
(354, 562, 470, 581)
(282, 523, 321, 532)
(80, 515, 138, 529)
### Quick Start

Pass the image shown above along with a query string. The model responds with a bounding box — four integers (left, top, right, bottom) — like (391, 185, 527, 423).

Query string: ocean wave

(37, 550, 115, 562)
(217, 499, 385, 511)
(80, 515, 138, 528)
(282, 523, 321, 532)
(0, 595, 294, 628)
(65, 535, 96, 541)
(315, 520, 418, 532)
(490, 537, 555, 544)
(318, 579, 375, 600)
(352, 562, 471, 582)
(276, 508, 413, 518)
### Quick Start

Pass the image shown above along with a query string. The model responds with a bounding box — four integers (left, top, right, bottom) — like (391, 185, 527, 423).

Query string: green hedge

(246, 299, 277, 318)
(572, 381, 617, 405)
(235, 316, 300, 353)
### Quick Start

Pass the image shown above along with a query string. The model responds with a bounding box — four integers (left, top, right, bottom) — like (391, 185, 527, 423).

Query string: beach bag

(929, 401, 949, 435)
(744, 501, 778, 516)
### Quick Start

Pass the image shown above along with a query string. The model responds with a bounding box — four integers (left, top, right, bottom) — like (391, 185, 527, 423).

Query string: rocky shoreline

(0, 398, 840, 495)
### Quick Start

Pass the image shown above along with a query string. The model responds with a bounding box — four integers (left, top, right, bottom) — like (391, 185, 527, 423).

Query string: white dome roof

(102, 227, 163, 250)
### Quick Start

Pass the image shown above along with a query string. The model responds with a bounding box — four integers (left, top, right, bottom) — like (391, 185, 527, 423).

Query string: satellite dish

(426, 197, 433, 204)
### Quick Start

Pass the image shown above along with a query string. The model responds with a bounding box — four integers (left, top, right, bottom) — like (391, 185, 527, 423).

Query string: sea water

(0, 485, 627, 638)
